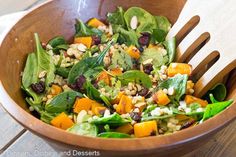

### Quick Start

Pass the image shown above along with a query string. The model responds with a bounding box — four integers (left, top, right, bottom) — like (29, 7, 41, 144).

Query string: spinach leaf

(159, 74, 188, 101)
(48, 36, 67, 47)
(68, 34, 118, 84)
(98, 132, 131, 138)
(151, 29, 167, 43)
(22, 53, 38, 90)
(40, 111, 58, 124)
(139, 47, 167, 68)
(118, 70, 152, 88)
(204, 83, 227, 102)
(209, 94, 219, 103)
(202, 99, 233, 121)
(141, 115, 174, 121)
(45, 91, 82, 113)
(67, 123, 98, 137)
(109, 48, 133, 71)
(48, 36, 69, 54)
(22, 33, 55, 105)
(34, 33, 55, 88)
(163, 37, 176, 64)
(55, 67, 70, 78)
(155, 16, 171, 34)
(170, 105, 204, 116)
(124, 7, 157, 34)
(75, 19, 103, 37)
(84, 81, 101, 101)
(90, 113, 131, 126)
(107, 7, 126, 28)
(112, 25, 139, 46)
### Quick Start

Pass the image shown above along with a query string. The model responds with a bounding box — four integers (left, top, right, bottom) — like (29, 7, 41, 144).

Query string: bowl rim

(0, 0, 236, 152)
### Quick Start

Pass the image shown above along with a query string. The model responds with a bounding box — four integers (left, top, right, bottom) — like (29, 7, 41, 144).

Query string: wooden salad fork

(167, 0, 236, 97)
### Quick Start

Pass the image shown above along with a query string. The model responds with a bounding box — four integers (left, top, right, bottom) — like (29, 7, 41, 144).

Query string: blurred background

(0, 0, 45, 16)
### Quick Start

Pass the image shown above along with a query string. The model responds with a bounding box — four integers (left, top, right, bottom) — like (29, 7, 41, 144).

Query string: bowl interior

(0, 0, 187, 111)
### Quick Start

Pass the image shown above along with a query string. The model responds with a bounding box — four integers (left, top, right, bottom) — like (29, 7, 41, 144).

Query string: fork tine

(176, 25, 210, 62)
(194, 58, 236, 97)
(188, 42, 215, 75)
(167, 15, 200, 42)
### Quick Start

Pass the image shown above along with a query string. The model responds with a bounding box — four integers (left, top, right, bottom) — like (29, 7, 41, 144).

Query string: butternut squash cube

(134, 121, 158, 137)
(153, 90, 170, 106)
(167, 63, 192, 77)
(116, 95, 134, 114)
(51, 112, 74, 130)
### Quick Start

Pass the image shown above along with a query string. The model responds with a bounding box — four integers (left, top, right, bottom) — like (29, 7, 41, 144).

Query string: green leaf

(67, 123, 98, 137)
(202, 99, 233, 121)
(100, 95, 112, 107)
(141, 114, 174, 121)
(55, 67, 70, 78)
(84, 81, 101, 101)
(98, 132, 131, 138)
(68, 36, 117, 84)
(48, 36, 68, 54)
(109, 48, 133, 71)
(155, 16, 171, 33)
(124, 7, 157, 34)
(151, 29, 167, 43)
(118, 70, 152, 88)
(139, 47, 167, 68)
(48, 36, 67, 47)
(22, 33, 55, 106)
(204, 83, 227, 102)
(170, 106, 204, 117)
(75, 19, 103, 37)
(22, 53, 38, 89)
(159, 74, 188, 101)
(45, 91, 82, 113)
(107, 7, 126, 28)
(40, 111, 58, 124)
(90, 113, 131, 126)
(112, 25, 139, 46)
(34, 33, 55, 88)
(163, 37, 176, 64)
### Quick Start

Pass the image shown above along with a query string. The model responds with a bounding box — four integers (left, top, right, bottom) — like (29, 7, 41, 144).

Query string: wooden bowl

(0, 0, 236, 156)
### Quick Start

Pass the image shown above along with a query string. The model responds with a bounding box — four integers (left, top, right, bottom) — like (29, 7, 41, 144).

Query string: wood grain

(184, 120, 236, 157)
(0, 104, 25, 152)
(1, 131, 59, 157)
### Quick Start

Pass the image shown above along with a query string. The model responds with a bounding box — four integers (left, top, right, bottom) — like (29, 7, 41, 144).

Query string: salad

(21, 7, 233, 138)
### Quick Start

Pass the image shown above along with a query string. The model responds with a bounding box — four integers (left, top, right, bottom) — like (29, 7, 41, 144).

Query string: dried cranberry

(180, 119, 196, 130)
(141, 32, 151, 37)
(138, 87, 149, 97)
(41, 42, 46, 49)
(138, 32, 151, 46)
(92, 80, 99, 89)
(76, 75, 86, 90)
(143, 63, 153, 74)
(150, 130, 157, 136)
(92, 36, 101, 45)
(130, 112, 141, 122)
(68, 83, 77, 90)
(138, 47, 144, 52)
(31, 81, 45, 94)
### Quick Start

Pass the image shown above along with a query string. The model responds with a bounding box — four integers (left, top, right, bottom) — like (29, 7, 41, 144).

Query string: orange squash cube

(153, 90, 171, 106)
(51, 112, 74, 130)
(134, 121, 158, 137)
(167, 63, 192, 77)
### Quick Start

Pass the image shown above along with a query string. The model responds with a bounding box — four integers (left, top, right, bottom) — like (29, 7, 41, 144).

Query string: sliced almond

(130, 16, 138, 30)
(77, 43, 87, 52)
